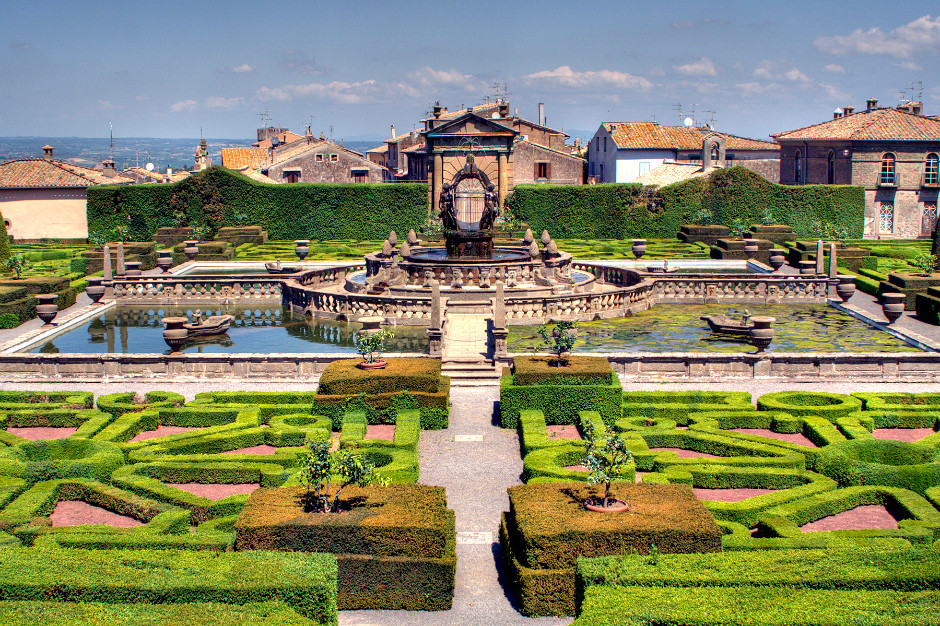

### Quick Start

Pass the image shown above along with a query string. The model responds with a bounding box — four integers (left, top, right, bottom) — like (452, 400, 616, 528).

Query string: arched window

(827, 151, 835, 184)
(925, 153, 939, 186)
(794, 150, 803, 184)
(880, 153, 896, 185)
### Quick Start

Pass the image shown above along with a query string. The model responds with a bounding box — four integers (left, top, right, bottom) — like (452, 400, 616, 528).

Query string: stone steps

(442, 358, 503, 386)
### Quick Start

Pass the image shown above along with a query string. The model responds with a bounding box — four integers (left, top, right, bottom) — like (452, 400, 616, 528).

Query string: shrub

(317, 358, 442, 395)
(511, 355, 612, 385)
(757, 391, 862, 419)
(500, 369, 622, 429)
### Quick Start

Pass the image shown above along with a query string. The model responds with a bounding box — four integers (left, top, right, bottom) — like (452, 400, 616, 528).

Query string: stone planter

(85, 278, 105, 304)
(882, 292, 905, 324)
(743, 241, 759, 260)
(798, 260, 817, 275)
(357, 360, 387, 370)
(156, 250, 173, 273)
(768, 250, 786, 271)
(183, 241, 199, 261)
(835, 275, 856, 303)
(294, 240, 310, 260)
(631, 239, 647, 260)
(748, 316, 775, 353)
(34, 294, 58, 326)
(584, 497, 629, 513)
(123, 261, 141, 277)
(162, 317, 189, 353)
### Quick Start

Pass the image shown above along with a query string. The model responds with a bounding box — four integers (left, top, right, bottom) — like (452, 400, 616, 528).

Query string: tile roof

(772, 107, 940, 142)
(0, 158, 133, 188)
(221, 147, 266, 169)
(603, 122, 778, 151)
(632, 163, 706, 186)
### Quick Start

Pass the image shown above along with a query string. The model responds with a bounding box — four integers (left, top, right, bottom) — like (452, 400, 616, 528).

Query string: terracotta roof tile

(633, 163, 706, 186)
(771, 107, 940, 142)
(603, 122, 778, 151)
(221, 147, 266, 169)
(0, 158, 133, 188)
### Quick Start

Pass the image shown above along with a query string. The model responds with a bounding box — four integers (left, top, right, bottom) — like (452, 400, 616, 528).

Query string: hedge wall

(87, 166, 429, 242)
(506, 167, 864, 240)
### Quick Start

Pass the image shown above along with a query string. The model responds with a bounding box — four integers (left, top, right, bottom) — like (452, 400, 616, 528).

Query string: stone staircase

(442, 357, 503, 386)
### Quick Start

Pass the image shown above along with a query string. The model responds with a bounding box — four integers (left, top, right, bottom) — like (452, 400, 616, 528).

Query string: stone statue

(479, 183, 499, 230)
(439, 184, 457, 232)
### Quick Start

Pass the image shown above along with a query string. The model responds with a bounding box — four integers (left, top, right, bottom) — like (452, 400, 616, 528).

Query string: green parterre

(501, 366, 940, 618)
(0, 360, 454, 622)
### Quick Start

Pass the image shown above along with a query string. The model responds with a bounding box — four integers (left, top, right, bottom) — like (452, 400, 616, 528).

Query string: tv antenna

(673, 103, 698, 126)
(703, 109, 717, 129)
(490, 82, 511, 103)
(306, 115, 316, 134)
(899, 81, 924, 104)
(256, 110, 271, 128)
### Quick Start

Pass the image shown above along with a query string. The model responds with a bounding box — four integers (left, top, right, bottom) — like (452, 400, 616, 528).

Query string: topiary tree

(0, 210, 10, 262)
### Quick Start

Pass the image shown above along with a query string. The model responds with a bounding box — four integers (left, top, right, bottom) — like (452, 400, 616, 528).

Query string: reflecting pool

(27, 304, 429, 355)
(507, 304, 920, 353)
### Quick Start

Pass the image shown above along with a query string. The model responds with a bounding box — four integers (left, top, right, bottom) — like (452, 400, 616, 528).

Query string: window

(794, 150, 803, 184)
(925, 153, 939, 186)
(827, 151, 835, 184)
(330, 154, 338, 162)
(639, 161, 650, 175)
(599, 163, 604, 181)
(350, 169, 368, 183)
(603, 137, 607, 152)
(880, 153, 896, 185)
(535, 162, 550, 180)
(315, 154, 323, 162)
(922, 202, 938, 235)
(879, 202, 895, 233)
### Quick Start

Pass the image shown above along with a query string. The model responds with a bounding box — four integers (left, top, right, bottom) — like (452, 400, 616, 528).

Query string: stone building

(772, 99, 940, 238)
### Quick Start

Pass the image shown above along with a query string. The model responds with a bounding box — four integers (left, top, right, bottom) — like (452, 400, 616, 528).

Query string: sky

(1, 0, 939, 144)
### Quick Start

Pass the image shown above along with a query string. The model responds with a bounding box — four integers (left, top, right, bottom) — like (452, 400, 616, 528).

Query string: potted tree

(355, 328, 394, 369)
(298, 439, 387, 513)
(4, 254, 31, 279)
(579, 416, 632, 512)
(537, 320, 577, 367)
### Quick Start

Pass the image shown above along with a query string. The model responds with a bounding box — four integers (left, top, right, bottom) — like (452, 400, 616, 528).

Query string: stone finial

(407, 229, 419, 246)
(116, 242, 126, 276)
(400, 242, 411, 257)
(494, 282, 506, 328)
(529, 241, 540, 259)
(381, 240, 393, 257)
(388, 231, 398, 247)
(547, 240, 559, 256)
(816, 240, 825, 274)
(540, 229, 551, 246)
(828, 243, 838, 279)
(522, 228, 534, 245)
(102, 245, 112, 281)
(430, 281, 442, 328)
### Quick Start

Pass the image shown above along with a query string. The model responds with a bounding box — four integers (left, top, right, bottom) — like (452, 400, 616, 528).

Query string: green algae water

(507, 304, 919, 353)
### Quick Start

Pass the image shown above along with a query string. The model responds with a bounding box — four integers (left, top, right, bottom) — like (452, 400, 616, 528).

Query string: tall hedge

(86, 166, 429, 241)
(506, 167, 864, 240)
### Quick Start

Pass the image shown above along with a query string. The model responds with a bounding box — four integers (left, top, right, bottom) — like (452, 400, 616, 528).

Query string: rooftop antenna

(490, 82, 510, 103)
(306, 115, 316, 134)
(256, 110, 271, 128)
(703, 109, 717, 129)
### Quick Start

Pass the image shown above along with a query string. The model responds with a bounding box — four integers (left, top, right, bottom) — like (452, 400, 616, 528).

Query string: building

(772, 99, 940, 238)
(0, 146, 133, 240)
(395, 100, 583, 209)
(221, 129, 387, 184)
(589, 122, 779, 183)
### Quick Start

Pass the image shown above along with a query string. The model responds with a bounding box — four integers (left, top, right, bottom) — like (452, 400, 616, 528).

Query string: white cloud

(674, 57, 718, 77)
(281, 50, 324, 75)
(523, 66, 652, 90)
(814, 14, 940, 58)
(406, 67, 484, 93)
(170, 97, 244, 113)
(893, 60, 922, 70)
(256, 80, 379, 104)
(170, 99, 198, 112)
(754, 60, 810, 82)
(823, 63, 845, 74)
(10, 42, 31, 51)
(97, 100, 120, 111)
(220, 63, 254, 74)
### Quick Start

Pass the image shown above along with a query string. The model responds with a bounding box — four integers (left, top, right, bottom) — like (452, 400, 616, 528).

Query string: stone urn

(743, 241, 759, 260)
(881, 292, 905, 324)
(748, 316, 775, 353)
(768, 250, 786, 271)
(294, 240, 310, 260)
(162, 317, 189, 354)
(124, 261, 142, 277)
(85, 277, 106, 304)
(835, 275, 856, 302)
(34, 294, 59, 326)
(156, 250, 173, 273)
(358, 315, 384, 335)
(631, 239, 647, 260)
(798, 260, 817, 275)
(183, 240, 199, 261)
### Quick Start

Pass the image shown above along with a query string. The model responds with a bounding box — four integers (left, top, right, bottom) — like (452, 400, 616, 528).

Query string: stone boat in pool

(184, 313, 234, 337)
(700, 313, 753, 336)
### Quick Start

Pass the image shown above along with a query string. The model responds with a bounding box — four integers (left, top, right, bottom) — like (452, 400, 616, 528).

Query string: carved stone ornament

(540, 229, 552, 246)
(407, 229, 419, 246)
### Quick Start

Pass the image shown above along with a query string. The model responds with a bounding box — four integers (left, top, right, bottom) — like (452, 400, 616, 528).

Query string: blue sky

(1, 0, 939, 143)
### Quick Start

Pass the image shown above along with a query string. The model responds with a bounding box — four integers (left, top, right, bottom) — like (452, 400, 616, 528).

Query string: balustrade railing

(112, 278, 282, 300)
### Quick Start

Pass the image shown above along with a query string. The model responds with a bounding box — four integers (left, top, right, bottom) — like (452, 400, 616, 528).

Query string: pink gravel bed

(729, 428, 817, 447)
(801, 505, 899, 532)
(693, 487, 778, 502)
(564, 464, 591, 473)
(635, 471, 647, 483)
(873, 428, 936, 442)
(223, 444, 278, 455)
(365, 424, 396, 441)
(648, 447, 724, 458)
(49, 501, 143, 528)
(547, 425, 581, 440)
(130, 425, 200, 442)
(167, 483, 260, 500)
(6, 427, 77, 440)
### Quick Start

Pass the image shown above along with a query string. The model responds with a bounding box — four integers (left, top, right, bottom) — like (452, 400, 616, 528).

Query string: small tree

(728, 218, 747, 239)
(580, 416, 632, 509)
(4, 254, 31, 279)
(911, 253, 938, 276)
(298, 439, 387, 513)
(355, 328, 394, 363)
(537, 320, 576, 366)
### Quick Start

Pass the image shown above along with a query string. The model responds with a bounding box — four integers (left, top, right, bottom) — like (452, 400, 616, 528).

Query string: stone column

(116, 242, 126, 276)
(492, 282, 508, 357)
(815, 240, 824, 274)
(102, 245, 113, 299)
(497, 152, 508, 208)
(432, 153, 443, 217)
(828, 243, 839, 299)
(427, 281, 443, 357)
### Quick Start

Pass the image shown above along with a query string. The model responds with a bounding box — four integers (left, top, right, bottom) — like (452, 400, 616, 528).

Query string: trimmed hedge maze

(0, 368, 453, 622)
(501, 380, 940, 618)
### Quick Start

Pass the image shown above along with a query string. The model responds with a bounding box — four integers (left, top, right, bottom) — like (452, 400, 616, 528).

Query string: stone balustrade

(112, 278, 282, 302)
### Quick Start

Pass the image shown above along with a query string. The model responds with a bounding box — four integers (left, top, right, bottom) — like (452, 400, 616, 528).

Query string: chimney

(866, 98, 878, 112)
(390, 125, 395, 139)
(498, 102, 509, 118)
(102, 158, 116, 178)
(42, 145, 54, 159)
(843, 106, 854, 116)
(538, 102, 545, 126)
(833, 108, 843, 120)
(898, 101, 923, 115)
